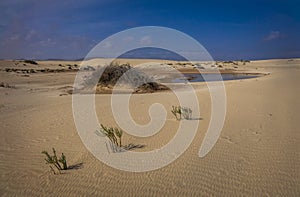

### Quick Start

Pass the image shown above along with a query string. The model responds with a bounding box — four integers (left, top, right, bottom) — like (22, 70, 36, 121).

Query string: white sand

(0, 58, 299, 196)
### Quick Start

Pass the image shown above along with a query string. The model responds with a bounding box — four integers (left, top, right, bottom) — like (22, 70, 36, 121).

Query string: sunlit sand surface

(0, 58, 299, 196)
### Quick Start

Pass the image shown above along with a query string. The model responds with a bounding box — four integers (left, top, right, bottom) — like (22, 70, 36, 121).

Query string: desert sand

(0, 58, 299, 196)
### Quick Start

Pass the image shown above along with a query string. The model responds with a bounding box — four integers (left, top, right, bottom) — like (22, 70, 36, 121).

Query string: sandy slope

(0, 59, 299, 196)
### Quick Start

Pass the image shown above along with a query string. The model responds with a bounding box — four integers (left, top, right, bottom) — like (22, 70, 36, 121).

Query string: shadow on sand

(67, 162, 83, 170)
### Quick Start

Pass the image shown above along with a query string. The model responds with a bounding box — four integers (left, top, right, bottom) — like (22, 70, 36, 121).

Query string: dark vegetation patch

(82, 62, 169, 94)
(23, 60, 38, 65)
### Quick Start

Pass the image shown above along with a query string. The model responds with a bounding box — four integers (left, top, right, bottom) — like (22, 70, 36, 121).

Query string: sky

(0, 0, 299, 60)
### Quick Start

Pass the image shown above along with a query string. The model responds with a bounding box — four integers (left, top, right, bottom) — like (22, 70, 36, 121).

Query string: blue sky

(0, 0, 299, 60)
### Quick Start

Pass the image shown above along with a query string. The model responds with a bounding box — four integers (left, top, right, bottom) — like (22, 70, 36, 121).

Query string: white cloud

(140, 36, 152, 45)
(10, 34, 20, 41)
(39, 38, 55, 46)
(25, 30, 37, 40)
(103, 41, 112, 48)
(122, 36, 134, 42)
(265, 31, 280, 41)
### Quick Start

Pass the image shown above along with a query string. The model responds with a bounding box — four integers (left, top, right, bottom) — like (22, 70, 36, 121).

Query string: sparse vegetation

(96, 124, 145, 152)
(240, 59, 251, 65)
(171, 106, 192, 120)
(134, 82, 168, 93)
(98, 62, 144, 87)
(224, 61, 234, 64)
(240, 59, 250, 63)
(182, 107, 193, 119)
(3, 67, 74, 73)
(99, 124, 123, 147)
(194, 63, 205, 69)
(23, 60, 38, 65)
(84, 62, 169, 93)
(0, 82, 15, 88)
(42, 148, 67, 174)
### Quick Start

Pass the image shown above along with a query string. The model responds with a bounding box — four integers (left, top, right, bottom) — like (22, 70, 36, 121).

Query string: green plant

(171, 106, 192, 120)
(114, 129, 123, 147)
(96, 125, 145, 153)
(181, 107, 192, 120)
(100, 124, 123, 147)
(171, 106, 182, 120)
(59, 153, 67, 170)
(42, 148, 67, 174)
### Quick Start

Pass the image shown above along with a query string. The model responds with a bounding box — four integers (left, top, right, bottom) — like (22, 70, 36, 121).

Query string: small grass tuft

(97, 124, 145, 153)
(171, 106, 192, 120)
(42, 148, 67, 174)
(100, 124, 123, 147)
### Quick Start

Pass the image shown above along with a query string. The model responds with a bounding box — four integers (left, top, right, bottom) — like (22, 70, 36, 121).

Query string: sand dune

(0, 59, 299, 196)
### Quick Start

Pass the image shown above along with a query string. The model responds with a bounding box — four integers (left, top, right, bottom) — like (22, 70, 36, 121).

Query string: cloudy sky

(0, 0, 299, 60)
